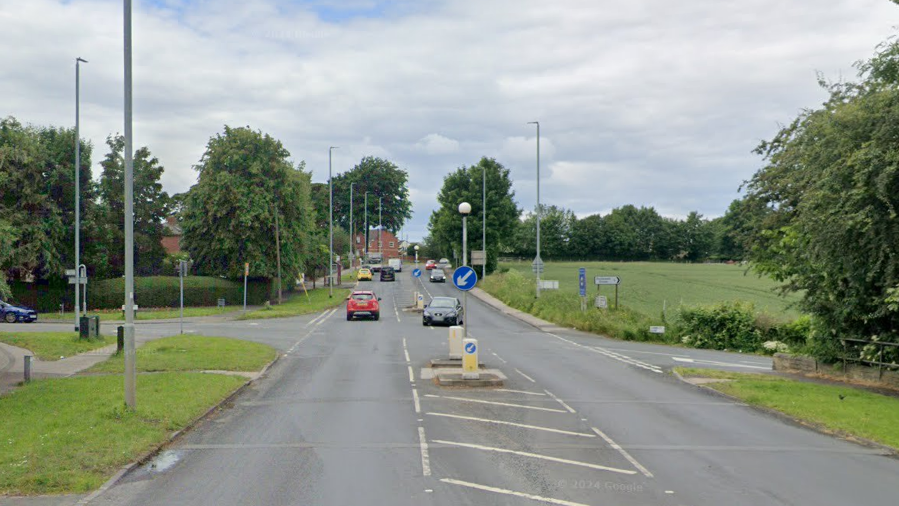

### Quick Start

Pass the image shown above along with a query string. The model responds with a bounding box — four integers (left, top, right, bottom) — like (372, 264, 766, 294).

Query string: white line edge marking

(548, 333, 663, 373)
(515, 368, 536, 383)
(408, 366, 415, 382)
(404, 349, 411, 363)
(413, 389, 421, 414)
(418, 427, 431, 476)
(440, 478, 589, 506)
(495, 389, 546, 396)
(424, 394, 566, 413)
(427, 412, 595, 438)
(543, 389, 576, 413)
(591, 427, 653, 478)
(433, 440, 636, 475)
(288, 308, 337, 353)
(491, 352, 508, 364)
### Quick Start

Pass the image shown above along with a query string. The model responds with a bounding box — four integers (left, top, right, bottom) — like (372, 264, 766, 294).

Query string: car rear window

(352, 294, 374, 301)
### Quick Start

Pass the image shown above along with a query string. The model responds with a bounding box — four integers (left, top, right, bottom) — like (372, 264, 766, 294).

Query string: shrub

(86, 276, 275, 310)
(677, 301, 762, 352)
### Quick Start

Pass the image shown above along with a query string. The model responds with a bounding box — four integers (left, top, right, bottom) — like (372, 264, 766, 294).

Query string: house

(353, 228, 402, 260)
(161, 216, 182, 254)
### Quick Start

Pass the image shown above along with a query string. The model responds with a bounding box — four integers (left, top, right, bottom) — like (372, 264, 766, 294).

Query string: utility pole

(274, 205, 282, 304)
(123, 0, 136, 409)
(74, 56, 87, 331)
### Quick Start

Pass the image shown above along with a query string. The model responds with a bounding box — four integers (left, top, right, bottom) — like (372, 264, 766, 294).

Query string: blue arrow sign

(412, 268, 422, 278)
(452, 266, 478, 291)
(579, 268, 586, 297)
(464, 342, 477, 354)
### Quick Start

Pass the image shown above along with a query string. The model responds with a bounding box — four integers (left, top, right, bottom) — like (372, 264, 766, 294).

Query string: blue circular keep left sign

(464, 342, 477, 354)
(412, 268, 422, 278)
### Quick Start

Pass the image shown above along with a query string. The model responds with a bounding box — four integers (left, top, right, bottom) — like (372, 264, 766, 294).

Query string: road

(18, 272, 899, 505)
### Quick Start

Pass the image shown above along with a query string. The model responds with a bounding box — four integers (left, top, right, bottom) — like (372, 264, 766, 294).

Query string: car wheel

(374, 312, 380, 321)
(347, 312, 353, 321)
(4, 312, 16, 324)
(422, 320, 428, 326)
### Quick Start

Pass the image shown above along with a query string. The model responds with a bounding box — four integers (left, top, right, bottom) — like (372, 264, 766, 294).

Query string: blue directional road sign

(579, 268, 586, 297)
(464, 342, 477, 354)
(412, 268, 422, 278)
(453, 266, 478, 291)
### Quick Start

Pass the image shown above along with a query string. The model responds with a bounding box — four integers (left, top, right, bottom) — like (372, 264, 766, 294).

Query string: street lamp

(74, 56, 87, 331)
(364, 191, 370, 259)
(482, 164, 487, 279)
(329, 146, 338, 298)
(459, 201, 471, 337)
(527, 121, 541, 298)
(414, 244, 419, 267)
(349, 182, 355, 269)
(123, 0, 137, 409)
(378, 197, 383, 257)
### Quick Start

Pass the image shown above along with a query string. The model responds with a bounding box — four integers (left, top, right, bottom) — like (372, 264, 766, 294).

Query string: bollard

(416, 293, 425, 310)
(117, 326, 124, 354)
(448, 326, 463, 359)
(24, 356, 32, 383)
(413, 291, 418, 305)
(462, 338, 479, 380)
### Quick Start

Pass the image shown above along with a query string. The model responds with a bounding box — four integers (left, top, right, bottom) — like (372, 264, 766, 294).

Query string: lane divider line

(413, 389, 421, 414)
(440, 478, 589, 506)
(404, 349, 411, 363)
(419, 427, 431, 476)
(547, 332, 662, 374)
(590, 426, 654, 478)
(423, 394, 566, 413)
(426, 412, 596, 438)
(543, 389, 577, 414)
(408, 365, 415, 383)
(432, 440, 636, 475)
(491, 352, 508, 364)
(515, 368, 536, 383)
(495, 389, 546, 396)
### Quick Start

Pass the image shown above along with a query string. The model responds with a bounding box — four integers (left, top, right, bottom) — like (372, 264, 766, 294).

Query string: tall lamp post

(364, 192, 370, 259)
(378, 197, 383, 257)
(459, 202, 471, 337)
(349, 182, 355, 268)
(527, 121, 541, 298)
(414, 244, 419, 267)
(482, 164, 487, 279)
(328, 146, 338, 298)
(74, 56, 88, 331)
(123, 0, 137, 409)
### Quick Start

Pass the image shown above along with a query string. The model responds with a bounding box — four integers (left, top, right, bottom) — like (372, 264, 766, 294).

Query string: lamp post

(74, 56, 87, 331)
(414, 244, 419, 267)
(378, 197, 383, 257)
(349, 182, 355, 268)
(123, 0, 136, 409)
(364, 192, 370, 259)
(329, 146, 338, 298)
(459, 202, 471, 338)
(482, 164, 487, 279)
(527, 121, 541, 298)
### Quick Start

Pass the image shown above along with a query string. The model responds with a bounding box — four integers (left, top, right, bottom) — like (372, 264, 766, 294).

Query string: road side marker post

(463, 339, 479, 380)
(449, 326, 464, 359)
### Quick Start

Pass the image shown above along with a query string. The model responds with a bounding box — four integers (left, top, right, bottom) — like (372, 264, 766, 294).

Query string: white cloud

(3, 0, 898, 241)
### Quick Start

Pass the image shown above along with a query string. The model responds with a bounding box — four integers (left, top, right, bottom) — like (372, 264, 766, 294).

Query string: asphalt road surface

(54, 273, 899, 505)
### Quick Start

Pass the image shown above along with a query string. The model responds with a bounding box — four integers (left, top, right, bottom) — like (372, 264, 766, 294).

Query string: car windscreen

(352, 294, 374, 301)
(429, 298, 456, 308)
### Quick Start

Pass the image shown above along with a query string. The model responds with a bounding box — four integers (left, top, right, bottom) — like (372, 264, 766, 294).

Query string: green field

(499, 261, 801, 320)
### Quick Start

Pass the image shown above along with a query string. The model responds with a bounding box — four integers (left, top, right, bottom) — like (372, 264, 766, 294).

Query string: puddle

(147, 450, 182, 473)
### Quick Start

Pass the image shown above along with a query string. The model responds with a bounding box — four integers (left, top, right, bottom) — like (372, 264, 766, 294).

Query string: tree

(513, 205, 577, 260)
(95, 135, 170, 277)
(181, 126, 314, 281)
(569, 213, 605, 259)
(744, 37, 899, 357)
(0, 220, 17, 298)
(679, 211, 713, 262)
(428, 157, 520, 273)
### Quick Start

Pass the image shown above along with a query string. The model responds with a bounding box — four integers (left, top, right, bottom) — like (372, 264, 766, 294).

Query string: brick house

(354, 228, 402, 260)
(161, 216, 181, 254)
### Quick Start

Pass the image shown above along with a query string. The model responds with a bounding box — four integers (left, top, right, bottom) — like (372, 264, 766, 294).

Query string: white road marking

(440, 478, 589, 506)
(548, 333, 663, 373)
(433, 440, 636, 475)
(495, 389, 546, 396)
(427, 413, 596, 438)
(424, 394, 566, 413)
(673, 357, 694, 363)
(248, 322, 259, 326)
(418, 427, 431, 476)
(408, 365, 415, 382)
(404, 349, 411, 363)
(491, 352, 508, 364)
(515, 368, 536, 382)
(673, 356, 769, 370)
(403, 338, 407, 349)
(288, 308, 337, 353)
(543, 389, 576, 414)
(591, 427, 653, 478)
(413, 389, 421, 414)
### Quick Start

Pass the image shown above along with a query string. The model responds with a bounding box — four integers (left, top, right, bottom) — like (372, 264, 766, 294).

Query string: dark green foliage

(678, 302, 763, 352)
(329, 156, 413, 237)
(88, 276, 273, 309)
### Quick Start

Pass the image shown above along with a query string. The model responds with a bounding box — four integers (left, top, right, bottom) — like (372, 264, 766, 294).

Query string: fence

(841, 338, 899, 380)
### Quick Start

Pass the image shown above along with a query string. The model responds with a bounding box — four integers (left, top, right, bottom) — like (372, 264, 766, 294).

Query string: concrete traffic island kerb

(426, 330, 506, 387)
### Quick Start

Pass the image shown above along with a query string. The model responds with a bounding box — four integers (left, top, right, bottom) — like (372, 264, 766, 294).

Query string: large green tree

(513, 205, 577, 260)
(95, 135, 170, 277)
(428, 157, 520, 273)
(0, 220, 17, 298)
(744, 38, 899, 358)
(181, 126, 314, 281)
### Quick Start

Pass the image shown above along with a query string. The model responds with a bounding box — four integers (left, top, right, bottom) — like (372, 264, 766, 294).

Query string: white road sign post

(594, 276, 620, 309)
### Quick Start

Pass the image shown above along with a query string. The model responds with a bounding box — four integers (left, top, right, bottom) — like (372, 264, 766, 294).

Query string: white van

(388, 258, 403, 272)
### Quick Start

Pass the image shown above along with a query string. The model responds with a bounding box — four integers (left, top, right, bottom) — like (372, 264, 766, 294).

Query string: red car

(425, 260, 437, 270)
(347, 290, 381, 321)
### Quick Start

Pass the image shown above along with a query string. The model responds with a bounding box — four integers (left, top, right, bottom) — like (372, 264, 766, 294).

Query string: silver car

(422, 296, 463, 326)
(429, 269, 446, 283)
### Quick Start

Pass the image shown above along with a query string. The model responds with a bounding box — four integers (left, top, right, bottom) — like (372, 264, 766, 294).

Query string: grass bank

(86, 335, 278, 373)
(676, 367, 899, 449)
(0, 332, 115, 361)
(44, 306, 241, 322)
(238, 286, 351, 320)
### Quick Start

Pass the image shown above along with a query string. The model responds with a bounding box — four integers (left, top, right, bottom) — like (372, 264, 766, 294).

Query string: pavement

(5, 273, 899, 505)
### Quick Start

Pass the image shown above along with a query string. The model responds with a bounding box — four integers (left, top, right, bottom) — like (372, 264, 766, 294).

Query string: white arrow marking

(456, 270, 474, 285)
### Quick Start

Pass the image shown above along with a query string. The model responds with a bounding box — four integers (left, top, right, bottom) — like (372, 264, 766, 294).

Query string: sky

(3, 0, 899, 241)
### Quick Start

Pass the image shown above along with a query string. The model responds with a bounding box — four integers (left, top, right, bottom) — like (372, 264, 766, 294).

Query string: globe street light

(459, 201, 471, 338)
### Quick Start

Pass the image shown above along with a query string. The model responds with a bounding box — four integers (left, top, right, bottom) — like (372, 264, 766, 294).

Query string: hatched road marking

(433, 440, 636, 475)
(440, 478, 589, 506)
(427, 412, 596, 438)
(423, 394, 566, 413)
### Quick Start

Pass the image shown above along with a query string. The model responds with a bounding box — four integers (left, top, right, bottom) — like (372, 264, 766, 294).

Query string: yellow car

(357, 268, 373, 281)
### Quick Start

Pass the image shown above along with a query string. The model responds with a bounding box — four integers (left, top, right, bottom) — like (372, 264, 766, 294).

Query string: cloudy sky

(3, 0, 898, 240)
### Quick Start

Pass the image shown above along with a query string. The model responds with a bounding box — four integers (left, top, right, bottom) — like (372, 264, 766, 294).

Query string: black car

(380, 266, 396, 281)
(429, 269, 445, 283)
(0, 300, 38, 323)
(422, 296, 463, 326)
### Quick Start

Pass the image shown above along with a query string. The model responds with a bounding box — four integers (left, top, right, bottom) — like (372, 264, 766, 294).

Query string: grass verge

(675, 367, 899, 449)
(44, 306, 241, 322)
(0, 332, 115, 361)
(0, 373, 246, 495)
(86, 335, 278, 373)
(237, 286, 351, 320)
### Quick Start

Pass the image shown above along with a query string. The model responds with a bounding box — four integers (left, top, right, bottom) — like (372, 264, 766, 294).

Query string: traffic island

(431, 367, 506, 387)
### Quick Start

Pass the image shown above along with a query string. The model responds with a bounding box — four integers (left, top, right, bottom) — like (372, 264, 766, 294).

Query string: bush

(677, 301, 762, 352)
(87, 276, 275, 309)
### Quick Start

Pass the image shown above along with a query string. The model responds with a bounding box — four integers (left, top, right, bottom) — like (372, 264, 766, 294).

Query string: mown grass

(86, 335, 278, 373)
(0, 373, 246, 495)
(238, 286, 352, 320)
(44, 306, 241, 322)
(497, 261, 801, 320)
(675, 367, 899, 449)
(0, 332, 116, 361)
